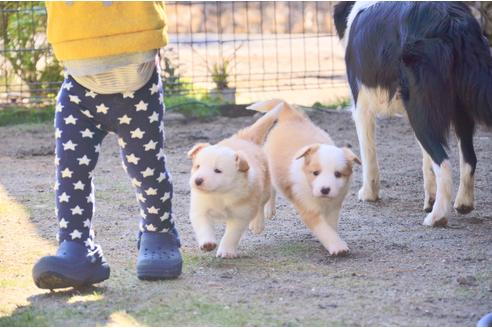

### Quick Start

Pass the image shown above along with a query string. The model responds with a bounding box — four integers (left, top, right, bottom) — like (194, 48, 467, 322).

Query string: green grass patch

(0, 309, 50, 327)
(165, 94, 221, 118)
(312, 97, 351, 111)
(133, 296, 279, 326)
(0, 106, 54, 127)
(0, 91, 225, 127)
(164, 77, 224, 118)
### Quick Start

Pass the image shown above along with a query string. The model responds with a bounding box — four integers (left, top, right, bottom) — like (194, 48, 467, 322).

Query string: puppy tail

(247, 99, 306, 122)
(246, 99, 284, 113)
(236, 100, 285, 144)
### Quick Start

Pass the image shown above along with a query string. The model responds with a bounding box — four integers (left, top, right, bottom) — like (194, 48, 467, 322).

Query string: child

(32, 1, 182, 289)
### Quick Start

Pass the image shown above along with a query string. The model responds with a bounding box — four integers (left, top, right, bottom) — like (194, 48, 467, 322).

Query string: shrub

(0, 2, 63, 102)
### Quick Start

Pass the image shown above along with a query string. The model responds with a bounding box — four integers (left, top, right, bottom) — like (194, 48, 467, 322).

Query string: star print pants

(54, 69, 174, 257)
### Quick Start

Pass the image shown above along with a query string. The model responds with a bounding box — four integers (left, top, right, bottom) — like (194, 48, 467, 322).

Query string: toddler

(32, 1, 181, 289)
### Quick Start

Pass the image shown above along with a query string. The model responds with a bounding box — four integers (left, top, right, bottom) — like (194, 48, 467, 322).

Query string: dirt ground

(0, 109, 491, 326)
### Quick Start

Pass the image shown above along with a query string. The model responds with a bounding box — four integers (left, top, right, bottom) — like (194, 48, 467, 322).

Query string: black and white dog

(334, 2, 492, 226)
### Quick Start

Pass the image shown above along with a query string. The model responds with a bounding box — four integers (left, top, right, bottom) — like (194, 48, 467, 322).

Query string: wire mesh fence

(1, 1, 347, 106)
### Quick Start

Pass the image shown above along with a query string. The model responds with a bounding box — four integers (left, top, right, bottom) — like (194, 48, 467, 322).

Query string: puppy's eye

(334, 171, 342, 178)
(214, 169, 222, 174)
(313, 170, 320, 176)
(195, 165, 200, 169)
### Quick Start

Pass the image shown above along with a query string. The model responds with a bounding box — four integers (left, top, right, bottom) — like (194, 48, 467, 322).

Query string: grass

(0, 94, 221, 127)
(312, 97, 351, 110)
(0, 309, 50, 327)
(165, 93, 222, 118)
(0, 294, 276, 327)
(133, 297, 277, 326)
(0, 106, 54, 127)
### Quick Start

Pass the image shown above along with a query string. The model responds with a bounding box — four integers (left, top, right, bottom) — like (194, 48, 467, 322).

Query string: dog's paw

(249, 219, 264, 235)
(216, 249, 239, 259)
(327, 240, 350, 256)
(358, 187, 379, 202)
(423, 196, 435, 213)
(454, 204, 474, 215)
(423, 212, 448, 227)
(453, 196, 474, 214)
(199, 241, 217, 252)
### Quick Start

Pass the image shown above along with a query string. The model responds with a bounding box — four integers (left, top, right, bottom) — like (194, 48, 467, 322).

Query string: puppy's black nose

(321, 187, 330, 195)
(195, 177, 204, 186)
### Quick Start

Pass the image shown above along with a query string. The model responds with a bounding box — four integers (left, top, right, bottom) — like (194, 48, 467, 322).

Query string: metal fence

(1, 2, 346, 106)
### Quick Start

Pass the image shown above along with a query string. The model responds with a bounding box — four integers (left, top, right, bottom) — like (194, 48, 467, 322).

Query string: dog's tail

(455, 30, 492, 127)
(247, 98, 306, 123)
(234, 100, 284, 145)
(401, 14, 492, 129)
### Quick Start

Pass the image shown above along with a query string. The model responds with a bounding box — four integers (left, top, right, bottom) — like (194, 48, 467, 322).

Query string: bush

(0, 2, 63, 102)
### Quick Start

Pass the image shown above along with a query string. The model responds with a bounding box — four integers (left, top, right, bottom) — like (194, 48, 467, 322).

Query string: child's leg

(33, 79, 111, 290)
(55, 80, 107, 257)
(115, 74, 174, 235)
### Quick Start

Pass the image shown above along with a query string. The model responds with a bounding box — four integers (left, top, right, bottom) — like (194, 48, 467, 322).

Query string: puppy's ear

(235, 151, 249, 172)
(295, 144, 320, 164)
(342, 147, 361, 165)
(187, 143, 210, 159)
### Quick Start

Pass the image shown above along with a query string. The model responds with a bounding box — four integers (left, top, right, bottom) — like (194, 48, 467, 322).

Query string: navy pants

(54, 69, 174, 258)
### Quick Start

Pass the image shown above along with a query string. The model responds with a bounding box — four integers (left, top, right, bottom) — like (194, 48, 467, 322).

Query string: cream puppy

(249, 99, 361, 256)
(187, 108, 279, 258)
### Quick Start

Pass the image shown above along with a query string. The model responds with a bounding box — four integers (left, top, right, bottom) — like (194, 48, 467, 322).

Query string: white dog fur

(187, 107, 280, 258)
(248, 99, 361, 255)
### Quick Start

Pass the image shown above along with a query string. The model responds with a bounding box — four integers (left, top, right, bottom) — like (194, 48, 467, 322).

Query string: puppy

(249, 99, 360, 256)
(187, 107, 280, 258)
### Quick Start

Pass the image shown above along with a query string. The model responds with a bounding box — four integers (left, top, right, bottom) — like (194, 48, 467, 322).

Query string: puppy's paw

(216, 249, 239, 259)
(199, 241, 217, 252)
(423, 212, 448, 227)
(327, 240, 350, 256)
(358, 186, 379, 202)
(249, 219, 264, 235)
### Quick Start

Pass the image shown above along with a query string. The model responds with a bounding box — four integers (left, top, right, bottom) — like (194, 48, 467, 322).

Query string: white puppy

(187, 108, 279, 258)
(249, 99, 361, 256)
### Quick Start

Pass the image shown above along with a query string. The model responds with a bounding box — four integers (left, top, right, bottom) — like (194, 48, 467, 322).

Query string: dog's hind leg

(353, 103, 379, 201)
(453, 113, 477, 214)
(419, 142, 436, 212)
(249, 208, 265, 235)
(423, 159, 452, 226)
(400, 37, 457, 226)
(250, 189, 275, 234)
(408, 111, 452, 226)
(407, 109, 452, 226)
(264, 188, 276, 220)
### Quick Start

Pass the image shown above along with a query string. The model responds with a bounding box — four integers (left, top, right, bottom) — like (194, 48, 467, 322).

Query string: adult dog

(334, 2, 492, 226)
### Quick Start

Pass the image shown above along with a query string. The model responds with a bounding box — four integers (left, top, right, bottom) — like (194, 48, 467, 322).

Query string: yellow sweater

(45, 1, 168, 61)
